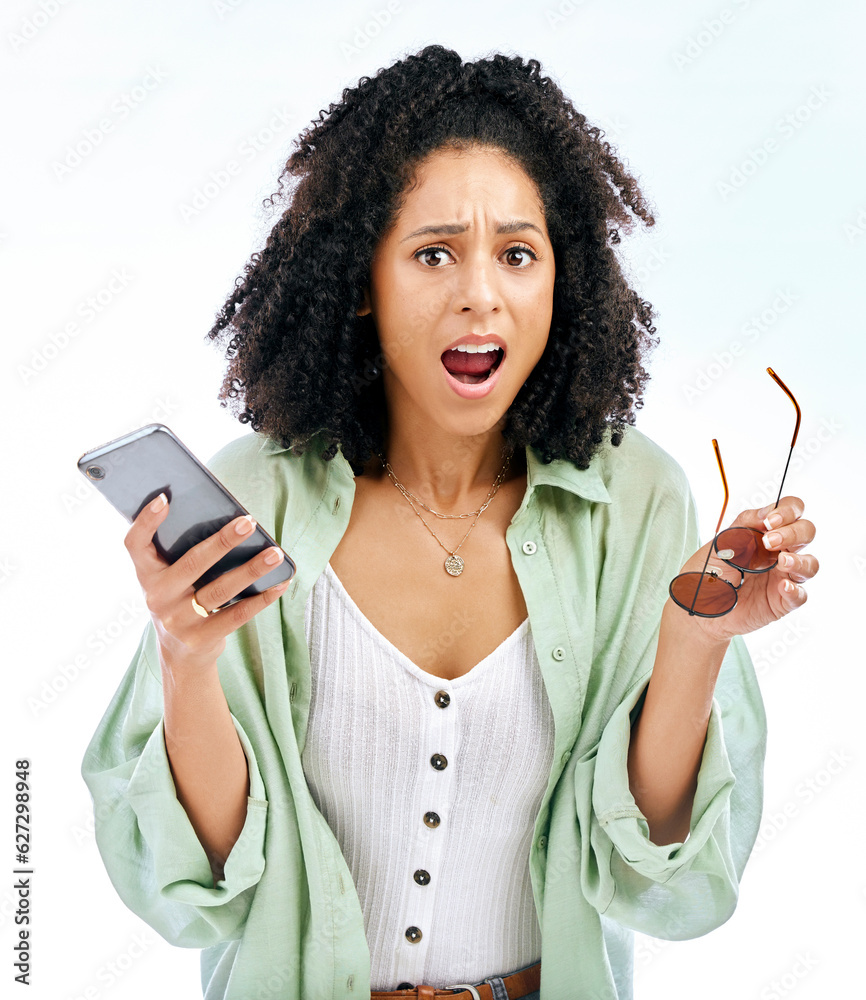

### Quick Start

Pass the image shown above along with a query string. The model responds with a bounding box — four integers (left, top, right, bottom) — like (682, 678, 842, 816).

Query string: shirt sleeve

(571, 459, 767, 940)
(81, 622, 269, 949)
(583, 632, 764, 939)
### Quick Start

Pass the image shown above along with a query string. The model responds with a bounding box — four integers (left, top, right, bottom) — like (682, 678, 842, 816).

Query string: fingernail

(778, 552, 794, 568)
(784, 579, 797, 594)
(150, 493, 167, 512)
(763, 531, 782, 549)
(235, 515, 256, 535)
(763, 512, 783, 530)
(264, 546, 283, 564)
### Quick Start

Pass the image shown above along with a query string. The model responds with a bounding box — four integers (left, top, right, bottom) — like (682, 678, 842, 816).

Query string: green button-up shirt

(81, 425, 766, 999)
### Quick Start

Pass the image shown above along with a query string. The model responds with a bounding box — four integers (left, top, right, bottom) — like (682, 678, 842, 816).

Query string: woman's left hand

(672, 495, 818, 644)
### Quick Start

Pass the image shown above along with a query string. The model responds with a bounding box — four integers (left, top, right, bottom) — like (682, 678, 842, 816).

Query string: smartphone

(77, 423, 296, 604)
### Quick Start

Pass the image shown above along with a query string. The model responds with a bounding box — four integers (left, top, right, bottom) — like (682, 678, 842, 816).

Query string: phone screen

(78, 424, 295, 600)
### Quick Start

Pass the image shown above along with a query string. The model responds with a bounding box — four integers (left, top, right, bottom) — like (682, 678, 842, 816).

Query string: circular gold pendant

(444, 554, 464, 576)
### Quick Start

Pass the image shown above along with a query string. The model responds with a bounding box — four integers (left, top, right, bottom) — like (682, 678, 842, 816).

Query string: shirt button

(552, 646, 565, 661)
(423, 811, 441, 828)
(434, 690, 451, 708)
(537, 836, 547, 850)
(522, 540, 537, 555)
(430, 753, 448, 770)
(561, 750, 572, 764)
(405, 926, 422, 943)
(413, 869, 431, 885)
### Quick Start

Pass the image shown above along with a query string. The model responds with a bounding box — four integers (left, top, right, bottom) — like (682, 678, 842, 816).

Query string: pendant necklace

(380, 449, 513, 576)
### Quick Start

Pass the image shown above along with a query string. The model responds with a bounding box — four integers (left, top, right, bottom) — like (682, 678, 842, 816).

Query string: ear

(356, 286, 371, 317)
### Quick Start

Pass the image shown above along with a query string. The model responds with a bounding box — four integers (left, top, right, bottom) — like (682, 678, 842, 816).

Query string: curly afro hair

(206, 44, 658, 472)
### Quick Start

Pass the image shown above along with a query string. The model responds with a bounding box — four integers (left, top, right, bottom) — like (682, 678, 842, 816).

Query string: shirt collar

(525, 444, 611, 504)
(258, 435, 313, 457)
(257, 431, 612, 504)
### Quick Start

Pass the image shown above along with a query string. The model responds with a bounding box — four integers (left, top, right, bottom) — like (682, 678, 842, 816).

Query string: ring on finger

(191, 594, 218, 618)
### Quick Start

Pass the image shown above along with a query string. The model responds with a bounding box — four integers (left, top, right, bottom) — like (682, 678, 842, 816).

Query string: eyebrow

(400, 219, 545, 243)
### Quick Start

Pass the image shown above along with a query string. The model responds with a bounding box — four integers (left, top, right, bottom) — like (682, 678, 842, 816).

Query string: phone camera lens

(86, 465, 106, 480)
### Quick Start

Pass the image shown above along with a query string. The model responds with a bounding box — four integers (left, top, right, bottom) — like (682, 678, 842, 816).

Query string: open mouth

(440, 347, 504, 384)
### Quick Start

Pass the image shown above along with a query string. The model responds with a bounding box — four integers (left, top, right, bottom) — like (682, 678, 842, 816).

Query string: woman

(82, 45, 817, 1000)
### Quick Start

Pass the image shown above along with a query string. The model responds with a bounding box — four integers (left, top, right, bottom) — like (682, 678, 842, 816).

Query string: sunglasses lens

(670, 572, 738, 616)
(715, 527, 777, 572)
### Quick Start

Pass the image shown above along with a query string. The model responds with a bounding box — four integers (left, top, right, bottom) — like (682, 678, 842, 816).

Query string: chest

(328, 475, 529, 680)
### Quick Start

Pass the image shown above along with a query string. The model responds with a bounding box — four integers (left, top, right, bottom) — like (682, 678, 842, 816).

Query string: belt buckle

(444, 986, 481, 1000)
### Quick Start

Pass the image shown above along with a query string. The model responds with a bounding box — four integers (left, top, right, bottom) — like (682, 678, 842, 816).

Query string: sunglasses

(669, 367, 801, 618)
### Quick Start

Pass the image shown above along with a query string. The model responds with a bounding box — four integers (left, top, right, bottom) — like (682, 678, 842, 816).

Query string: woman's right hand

(124, 492, 290, 672)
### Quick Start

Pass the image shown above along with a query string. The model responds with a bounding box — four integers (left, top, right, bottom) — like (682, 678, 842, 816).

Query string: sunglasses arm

(686, 439, 729, 615)
(686, 543, 719, 616)
(774, 444, 795, 511)
(766, 367, 801, 512)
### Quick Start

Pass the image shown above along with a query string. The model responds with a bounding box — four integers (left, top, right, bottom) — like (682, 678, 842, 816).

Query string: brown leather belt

(370, 960, 540, 999)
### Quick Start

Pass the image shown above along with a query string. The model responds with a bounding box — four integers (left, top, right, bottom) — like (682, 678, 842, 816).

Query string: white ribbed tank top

(302, 562, 556, 990)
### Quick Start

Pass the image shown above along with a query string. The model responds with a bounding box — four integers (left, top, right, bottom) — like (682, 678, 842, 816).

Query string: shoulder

(586, 427, 699, 566)
(204, 432, 283, 498)
(598, 427, 697, 554)
(597, 424, 690, 499)
(205, 431, 270, 476)
(583, 425, 694, 534)
(204, 430, 353, 516)
(535, 424, 690, 504)
(529, 425, 694, 540)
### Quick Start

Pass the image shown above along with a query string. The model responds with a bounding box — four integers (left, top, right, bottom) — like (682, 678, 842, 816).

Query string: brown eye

(415, 246, 451, 267)
(504, 245, 537, 267)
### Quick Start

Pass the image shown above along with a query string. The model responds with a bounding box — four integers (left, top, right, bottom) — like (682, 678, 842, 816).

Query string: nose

(453, 252, 502, 315)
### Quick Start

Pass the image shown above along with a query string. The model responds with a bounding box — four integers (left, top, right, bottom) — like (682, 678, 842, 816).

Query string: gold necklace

(380, 450, 513, 576)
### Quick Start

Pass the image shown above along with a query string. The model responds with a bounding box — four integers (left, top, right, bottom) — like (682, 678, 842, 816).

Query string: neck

(366, 423, 521, 512)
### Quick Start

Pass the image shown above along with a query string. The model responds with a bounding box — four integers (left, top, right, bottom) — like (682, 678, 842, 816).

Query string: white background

(2, 1, 863, 998)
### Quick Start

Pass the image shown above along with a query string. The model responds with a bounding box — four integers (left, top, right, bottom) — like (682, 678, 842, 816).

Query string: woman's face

(357, 145, 556, 441)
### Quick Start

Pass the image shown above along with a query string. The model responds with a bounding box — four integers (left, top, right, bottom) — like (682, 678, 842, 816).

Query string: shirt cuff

(125, 713, 268, 905)
(592, 678, 737, 883)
